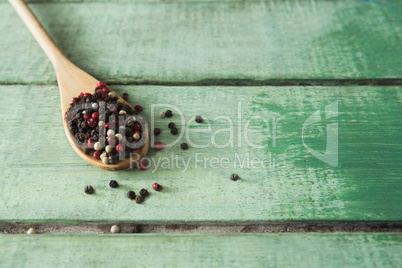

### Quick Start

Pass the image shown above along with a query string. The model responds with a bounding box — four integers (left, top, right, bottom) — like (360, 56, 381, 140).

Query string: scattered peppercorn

(230, 173, 239, 181)
(138, 161, 147, 171)
(123, 92, 129, 101)
(154, 128, 161, 136)
(135, 105, 143, 113)
(152, 183, 163, 191)
(135, 196, 144, 204)
(180, 143, 188, 150)
(27, 228, 36, 235)
(154, 142, 164, 151)
(139, 188, 149, 198)
(159, 112, 165, 118)
(110, 225, 120, 233)
(109, 180, 119, 188)
(195, 115, 203, 123)
(168, 122, 175, 129)
(127, 190, 136, 200)
(165, 110, 173, 118)
(171, 127, 178, 135)
(85, 185, 94, 194)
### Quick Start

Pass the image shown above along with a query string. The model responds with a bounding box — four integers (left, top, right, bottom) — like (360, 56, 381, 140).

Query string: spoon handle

(9, 0, 65, 66)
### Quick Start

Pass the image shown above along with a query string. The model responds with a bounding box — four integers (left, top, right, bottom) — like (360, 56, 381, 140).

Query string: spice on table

(152, 183, 163, 191)
(138, 161, 147, 171)
(154, 128, 161, 136)
(195, 115, 203, 123)
(159, 112, 165, 118)
(135, 196, 144, 204)
(135, 105, 143, 113)
(110, 225, 120, 234)
(109, 180, 119, 188)
(165, 110, 173, 118)
(154, 142, 164, 151)
(139, 188, 149, 198)
(168, 122, 175, 129)
(230, 173, 239, 181)
(27, 228, 36, 235)
(123, 92, 129, 101)
(171, 127, 178, 135)
(127, 190, 136, 200)
(180, 143, 188, 150)
(85, 185, 94, 194)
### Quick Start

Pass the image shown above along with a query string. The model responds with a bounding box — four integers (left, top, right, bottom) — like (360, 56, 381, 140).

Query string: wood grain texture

(0, 85, 400, 222)
(1, 233, 401, 267)
(1, 0, 401, 84)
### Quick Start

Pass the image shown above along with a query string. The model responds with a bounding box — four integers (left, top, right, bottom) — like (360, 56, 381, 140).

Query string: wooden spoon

(9, 0, 149, 170)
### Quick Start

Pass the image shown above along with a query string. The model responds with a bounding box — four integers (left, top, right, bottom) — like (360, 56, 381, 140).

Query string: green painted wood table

(0, 0, 401, 266)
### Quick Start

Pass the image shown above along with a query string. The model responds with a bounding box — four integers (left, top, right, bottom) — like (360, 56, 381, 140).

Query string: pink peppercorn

(87, 138, 94, 149)
(97, 81, 107, 88)
(138, 161, 147, 171)
(71, 97, 80, 104)
(116, 144, 124, 152)
(83, 93, 92, 98)
(101, 92, 108, 99)
(135, 105, 143, 113)
(133, 123, 141, 131)
(132, 149, 141, 155)
(83, 113, 92, 121)
(93, 151, 101, 159)
(87, 118, 97, 128)
(92, 112, 99, 120)
(107, 136, 117, 147)
(154, 142, 164, 151)
(152, 183, 163, 191)
(105, 122, 109, 129)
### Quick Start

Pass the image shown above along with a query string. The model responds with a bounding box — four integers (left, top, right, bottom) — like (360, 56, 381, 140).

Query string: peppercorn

(180, 143, 188, 150)
(109, 180, 119, 188)
(135, 105, 143, 113)
(168, 122, 175, 129)
(85, 185, 94, 194)
(230, 173, 239, 181)
(171, 127, 178, 135)
(195, 115, 203, 123)
(152, 183, 163, 191)
(127, 190, 136, 200)
(110, 225, 120, 234)
(154, 142, 164, 151)
(154, 128, 161, 136)
(108, 155, 118, 165)
(135, 196, 144, 204)
(165, 110, 173, 118)
(83, 147, 91, 155)
(159, 112, 165, 118)
(123, 92, 129, 101)
(138, 161, 147, 171)
(139, 189, 149, 198)
(27, 228, 36, 235)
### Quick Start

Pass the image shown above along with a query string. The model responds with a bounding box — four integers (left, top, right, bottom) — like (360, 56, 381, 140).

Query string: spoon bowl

(9, 0, 149, 170)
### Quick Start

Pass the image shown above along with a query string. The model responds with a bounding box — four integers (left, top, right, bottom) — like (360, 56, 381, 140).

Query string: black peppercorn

(154, 128, 161, 136)
(165, 110, 173, 118)
(230, 174, 239, 181)
(168, 122, 175, 129)
(85, 185, 94, 194)
(171, 127, 178, 135)
(139, 188, 149, 198)
(135, 196, 144, 204)
(180, 143, 188, 150)
(123, 92, 129, 101)
(127, 190, 136, 200)
(109, 180, 119, 188)
(108, 155, 118, 165)
(83, 148, 91, 155)
(195, 115, 203, 123)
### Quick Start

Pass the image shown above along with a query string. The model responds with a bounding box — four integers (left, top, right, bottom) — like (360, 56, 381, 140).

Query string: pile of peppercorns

(65, 82, 146, 166)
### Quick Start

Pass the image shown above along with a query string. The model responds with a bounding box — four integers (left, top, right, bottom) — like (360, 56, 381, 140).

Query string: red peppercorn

(87, 118, 97, 128)
(79, 92, 84, 98)
(83, 93, 92, 98)
(71, 97, 80, 104)
(87, 138, 94, 149)
(132, 149, 141, 155)
(101, 92, 108, 99)
(107, 136, 117, 147)
(154, 142, 164, 151)
(93, 151, 101, 159)
(116, 144, 124, 152)
(135, 105, 143, 113)
(133, 123, 141, 131)
(97, 81, 107, 88)
(92, 112, 99, 120)
(152, 183, 163, 191)
(83, 113, 92, 121)
(105, 122, 109, 129)
(138, 161, 147, 171)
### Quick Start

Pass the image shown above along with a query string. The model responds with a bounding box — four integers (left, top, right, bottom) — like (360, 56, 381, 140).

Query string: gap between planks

(1, 221, 402, 234)
(1, 78, 402, 87)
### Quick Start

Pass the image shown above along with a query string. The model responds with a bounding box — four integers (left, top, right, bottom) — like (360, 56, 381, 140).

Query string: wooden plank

(0, 85, 400, 222)
(1, 233, 401, 267)
(1, 0, 401, 84)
